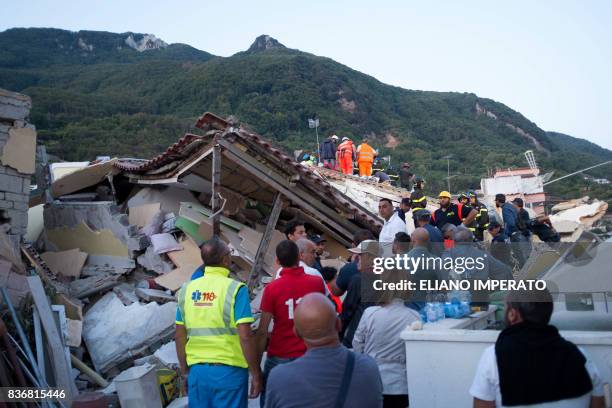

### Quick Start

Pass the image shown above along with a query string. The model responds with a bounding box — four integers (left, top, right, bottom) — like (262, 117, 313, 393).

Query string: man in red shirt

(255, 240, 327, 407)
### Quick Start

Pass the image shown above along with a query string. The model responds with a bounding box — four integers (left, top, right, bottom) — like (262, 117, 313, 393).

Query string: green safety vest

(177, 267, 246, 368)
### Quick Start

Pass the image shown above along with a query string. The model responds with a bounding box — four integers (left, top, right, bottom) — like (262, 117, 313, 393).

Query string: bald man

(265, 293, 383, 408)
(405, 228, 440, 309)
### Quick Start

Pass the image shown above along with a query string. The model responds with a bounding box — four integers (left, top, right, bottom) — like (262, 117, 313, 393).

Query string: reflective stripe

(178, 282, 188, 323)
(223, 280, 240, 327)
(412, 196, 426, 203)
(468, 227, 476, 232)
(187, 327, 237, 336)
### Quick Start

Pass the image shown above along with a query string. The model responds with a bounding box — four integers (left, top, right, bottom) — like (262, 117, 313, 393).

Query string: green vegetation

(0, 28, 610, 202)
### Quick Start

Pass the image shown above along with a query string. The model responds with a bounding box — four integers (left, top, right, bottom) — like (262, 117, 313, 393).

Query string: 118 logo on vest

(191, 290, 217, 306)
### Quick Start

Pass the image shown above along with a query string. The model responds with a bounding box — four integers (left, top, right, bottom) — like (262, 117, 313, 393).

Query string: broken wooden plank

(212, 144, 222, 236)
(26, 275, 76, 403)
(248, 193, 283, 291)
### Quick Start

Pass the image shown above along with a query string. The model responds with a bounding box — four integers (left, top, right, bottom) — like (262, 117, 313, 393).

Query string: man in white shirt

(470, 288, 605, 408)
(378, 198, 406, 243)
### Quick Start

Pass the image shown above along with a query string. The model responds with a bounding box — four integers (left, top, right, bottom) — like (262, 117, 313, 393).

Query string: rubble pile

(549, 196, 609, 241)
(1, 111, 383, 405)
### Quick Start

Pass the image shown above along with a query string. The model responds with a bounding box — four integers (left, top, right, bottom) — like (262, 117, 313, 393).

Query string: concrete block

(0, 201, 12, 209)
(0, 89, 32, 121)
(5, 192, 27, 202)
(22, 177, 31, 193)
(13, 201, 28, 211)
(0, 174, 24, 193)
(0, 192, 4, 200)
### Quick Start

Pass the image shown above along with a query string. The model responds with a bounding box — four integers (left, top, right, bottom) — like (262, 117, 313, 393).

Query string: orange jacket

(337, 140, 355, 160)
(357, 143, 375, 163)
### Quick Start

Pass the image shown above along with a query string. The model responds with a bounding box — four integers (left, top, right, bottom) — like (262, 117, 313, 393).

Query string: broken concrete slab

(1, 126, 37, 174)
(69, 273, 122, 299)
(137, 246, 174, 274)
(83, 291, 177, 374)
(135, 288, 175, 303)
(51, 158, 119, 198)
(112, 283, 139, 305)
(41, 248, 88, 279)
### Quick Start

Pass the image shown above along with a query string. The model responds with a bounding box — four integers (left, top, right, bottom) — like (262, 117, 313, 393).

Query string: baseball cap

(309, 234, 326, 244)
(415, 176, 424, 183)
(331, 135, 339, 140)
(348, 240, 382, 256)
(439, 191, 452, 199)
(342, 136, 349, 141)
(511, 197, 524, 206)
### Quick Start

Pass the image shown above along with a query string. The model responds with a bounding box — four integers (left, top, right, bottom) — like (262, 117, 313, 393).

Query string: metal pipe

(0, 288, 47, 393)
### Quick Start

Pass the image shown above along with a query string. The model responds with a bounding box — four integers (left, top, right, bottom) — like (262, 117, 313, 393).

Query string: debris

(27, 275, 77, 403)
(26, 203, 44, 242)
(40, 248, 88, 279)
(46, 221, 129, 257)
(129, 202, 161, 228)
(1, 126, 36, 174)
(151, 233, 182, 254)
(153, 341, 179, 368)
(135, 288, 175, 303)
(114, 364, 162, 408)
(113, 283, 139, 305)
(51, 158, 119, 198)
(137, 245, 174, 274)
(70, 354, 109, 388)
(167, 397, 189, 408)
(69, 272, 122, 299)
(127, 186, 198, 215)
(82, 291, 176, 375)
(141, 210, 165, 237)
(155, 236, 202, 290)
(551, 196, 590, 212)
(550, 199, 608, 240)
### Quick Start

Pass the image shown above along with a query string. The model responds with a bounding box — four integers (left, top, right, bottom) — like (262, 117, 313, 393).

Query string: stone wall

(0, 88, 36, 250)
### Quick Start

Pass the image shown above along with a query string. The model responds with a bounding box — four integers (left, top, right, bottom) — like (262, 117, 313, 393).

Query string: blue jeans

(188, 363, 248, 408)
(259, 356, 297, 408)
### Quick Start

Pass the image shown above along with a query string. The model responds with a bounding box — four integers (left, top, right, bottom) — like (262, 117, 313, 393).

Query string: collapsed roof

(114, 112, 382, 245)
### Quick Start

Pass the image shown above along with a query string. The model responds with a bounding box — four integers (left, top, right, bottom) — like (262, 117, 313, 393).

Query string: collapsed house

(3, 112, 388, 404)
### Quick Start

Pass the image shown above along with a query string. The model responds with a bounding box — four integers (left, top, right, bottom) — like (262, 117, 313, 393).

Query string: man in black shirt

(431, 191, 477, 230)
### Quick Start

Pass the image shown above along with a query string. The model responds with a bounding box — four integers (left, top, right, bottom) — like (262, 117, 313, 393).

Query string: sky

(3, 0, 612, 150)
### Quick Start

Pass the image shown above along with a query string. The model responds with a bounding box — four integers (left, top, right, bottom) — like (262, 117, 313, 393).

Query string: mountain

(0, 27, 610, 201)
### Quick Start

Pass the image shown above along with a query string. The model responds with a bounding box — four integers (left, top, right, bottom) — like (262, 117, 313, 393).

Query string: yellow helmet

(438, 191, 452, 199)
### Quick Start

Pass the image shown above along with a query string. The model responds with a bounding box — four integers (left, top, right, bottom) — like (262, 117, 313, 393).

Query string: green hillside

(0, 28, 610, 201)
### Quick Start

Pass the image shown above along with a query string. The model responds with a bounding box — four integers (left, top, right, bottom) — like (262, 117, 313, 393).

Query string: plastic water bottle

(435, 302, 445, 321)
(426, 303, 437, 322)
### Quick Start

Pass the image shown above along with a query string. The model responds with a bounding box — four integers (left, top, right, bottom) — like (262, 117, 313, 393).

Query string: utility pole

(444, 155, 452, 192)
(308, 117, 320, 163)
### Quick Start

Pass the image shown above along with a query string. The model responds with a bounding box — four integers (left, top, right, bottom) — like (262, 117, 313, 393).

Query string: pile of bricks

(0, 88, 35, 250)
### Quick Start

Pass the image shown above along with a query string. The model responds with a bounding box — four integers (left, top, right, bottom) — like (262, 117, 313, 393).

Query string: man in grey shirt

(265, 293, 383, 408)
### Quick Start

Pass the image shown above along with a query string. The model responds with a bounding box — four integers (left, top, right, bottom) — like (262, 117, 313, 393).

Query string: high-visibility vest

(357, 143, 375, 163)
(177, 267, 246, 368)
(338, 141, 354, 159)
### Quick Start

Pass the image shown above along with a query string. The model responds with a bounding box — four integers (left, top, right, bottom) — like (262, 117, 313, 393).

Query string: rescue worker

(431, 191, 477, 231)
(410, 190, 428, 225)
(319, 135, 338, 169)
(458, 192, 469, 205)
(356, 138, 377, 177)
(413, 176, 425, 193)
(337, 137, 356, 176)
(467, 191, 490, 241)
(399, 163, 414, 190)
(175, 238, 262, 407)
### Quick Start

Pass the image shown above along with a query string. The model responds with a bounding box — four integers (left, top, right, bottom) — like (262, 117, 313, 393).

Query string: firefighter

(467, 191, 489, 241)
